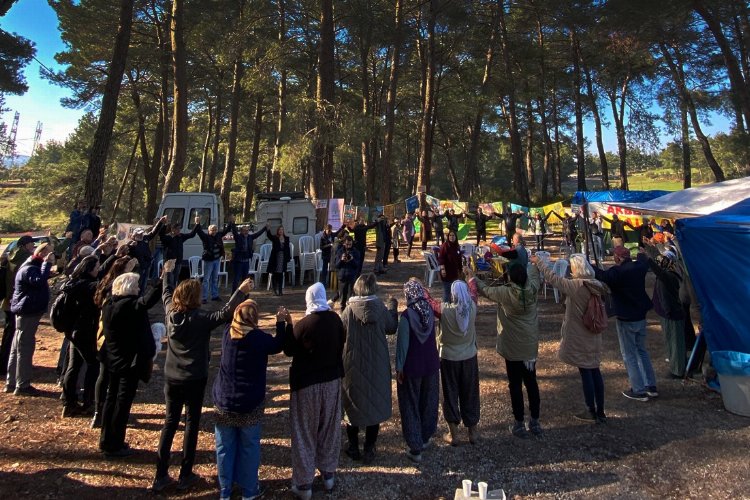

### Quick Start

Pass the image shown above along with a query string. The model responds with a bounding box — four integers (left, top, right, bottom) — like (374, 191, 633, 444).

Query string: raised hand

(239, 277, 254, 294)
(163, 259, 176, 274)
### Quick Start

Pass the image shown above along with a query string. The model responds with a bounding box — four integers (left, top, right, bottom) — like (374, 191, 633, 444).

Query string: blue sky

(0, 0, 734, 158)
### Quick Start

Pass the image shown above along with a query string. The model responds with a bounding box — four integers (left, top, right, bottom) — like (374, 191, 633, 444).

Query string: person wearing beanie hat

(643, 242, 686, 378)
(595, 246, 656, 402)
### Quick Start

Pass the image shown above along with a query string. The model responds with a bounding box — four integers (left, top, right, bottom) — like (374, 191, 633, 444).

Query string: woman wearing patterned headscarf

(434, 279, 480, 446)
(395, 278, 440, 462)
(465, 262, 542, 439)
(212, 300, 291, 500)
(284, 283, 345, 499)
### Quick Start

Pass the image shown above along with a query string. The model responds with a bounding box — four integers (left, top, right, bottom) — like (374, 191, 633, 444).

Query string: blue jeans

(615, 319, 656, 393)
(202, 259, 220, 300)
(232, 260, 250, 292)
(215, 423, 262, 498)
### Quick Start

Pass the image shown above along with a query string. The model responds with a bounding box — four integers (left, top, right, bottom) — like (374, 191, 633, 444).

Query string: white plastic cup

(477, 482, 488, 500)
(462, 479, 472, 498)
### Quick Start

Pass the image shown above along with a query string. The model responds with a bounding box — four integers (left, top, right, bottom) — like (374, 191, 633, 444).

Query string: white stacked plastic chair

(314, 249, 323, 284)
(217, 256, 229, 288)
(460, 243, 476, 264)
(534, 251, 552, 298)
(422, 251, 441, 287)
(156, 259, 164, 277)
(258, 243, 272, 288)
(248, 253, 261, 289)
(551, 258, 569, 304)
(298, 235, 316, 286)
(314, 232, 322, 251)
(188, 256, 203, 280)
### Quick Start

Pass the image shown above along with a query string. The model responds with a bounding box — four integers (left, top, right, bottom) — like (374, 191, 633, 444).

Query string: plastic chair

(314, 249, 323, 283)
(422, 251, 440, 287)
(461, 243, 476, 259)
(314, 232, 322, 251)
(258, 243, 272, 287)
(218, 257, 229, 288)
(248, 253, 261, 289)
(298, 236, 316, 286)
(156, 259, 164, 277)
(551, 259, 570, 304)
(188, 256, 203, 279)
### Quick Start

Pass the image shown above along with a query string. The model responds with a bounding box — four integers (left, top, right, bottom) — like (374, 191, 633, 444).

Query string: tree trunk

(583, 62, 609, 189)
(271, 0, 287, 192)
(381, 0, 402, 205)
(162, 0, 188, 195)
(309, 0, 335, 200)
(525, 97, 535, 194)
(551, 77, 562, 196)
(112, 132, 140, 222)
(83, 0, 135, 209)
(694, 0, 750, 131)
(608, 75, 630, 190)
(498, 0, 529, 204)
(416, 0, 437, 195)
(437, 118, 461, 199)
(126, 159, 138, 222)
(661, 43, 725, 182)
(152, 4, 170, 185)
(243, 95, 264, 220)
(571, 31, 586, 192)
(463, 2, 499, 198)
(533, 7, 550, 201)
(221, 56, 244, 215)
(209, 91, 223, 193)
(199, 95, 213, 192)
(360, 24, 375, 206)
(680, 98, 691, 189)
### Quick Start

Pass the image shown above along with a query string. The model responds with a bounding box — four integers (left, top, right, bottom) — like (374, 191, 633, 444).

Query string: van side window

(163, 208, 185, 227)
(190, 208, 211, 229)
(292, 217, 308, 235)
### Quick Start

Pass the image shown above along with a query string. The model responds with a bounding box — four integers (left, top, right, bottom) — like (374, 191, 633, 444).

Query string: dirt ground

(0, 236, 748, 500)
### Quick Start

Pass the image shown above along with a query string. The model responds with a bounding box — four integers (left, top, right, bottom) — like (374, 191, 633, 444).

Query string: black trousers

(94, 361, 109, 412)
(535, 235, 544, 251)
(272, 272, 284, 295)
(505, 359, 540, 422)
(156, 378, 208, 479)
(62, 340, 100, 406)
(440, 356, 480, 427)
(338, 279, 354, 310)
(0, 311, 15, 378)
(100, 369, 140, 452)
(476, 229, 486, 245)
(346, 423, 380, 450)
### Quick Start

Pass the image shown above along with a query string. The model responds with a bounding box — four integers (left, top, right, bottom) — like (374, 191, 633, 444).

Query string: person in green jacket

(465, 262, 542, 438)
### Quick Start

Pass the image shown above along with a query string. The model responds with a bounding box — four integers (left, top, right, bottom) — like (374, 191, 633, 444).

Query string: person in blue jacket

(212, 300, 290, 500)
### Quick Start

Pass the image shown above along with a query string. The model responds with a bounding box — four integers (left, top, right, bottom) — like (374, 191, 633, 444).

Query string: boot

(91, 411, 102, 429)
(443, 422, 460, 446)
(468, 425, 481, 445)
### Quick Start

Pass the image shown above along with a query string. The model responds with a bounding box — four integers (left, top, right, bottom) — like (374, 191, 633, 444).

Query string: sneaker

(645, 386, 659, 398)
(596, 414, 608, 424)
(322, 473, 335, 491)
(574, 410, 597, 422)
(14, 385, 41, 397)
(422, 437, 432, 450)
(509, 420, 529, 439)
(528, 418, 544, 436)
(242, 485, 265, 500)
(290, 484, 312, 500)
(61, 404, 82, 418)
(151, 475, 174, 493)
(622, 389, 649, 402)
(406, 449, 422, 463)
(3, 384, 15, 393)
(177, 472, 199, 490)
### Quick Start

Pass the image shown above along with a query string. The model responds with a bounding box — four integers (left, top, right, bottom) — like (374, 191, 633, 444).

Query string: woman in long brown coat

(532, 254, 609, 423)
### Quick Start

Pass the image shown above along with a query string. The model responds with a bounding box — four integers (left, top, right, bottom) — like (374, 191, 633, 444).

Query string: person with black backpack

(59, 255, 102, 417)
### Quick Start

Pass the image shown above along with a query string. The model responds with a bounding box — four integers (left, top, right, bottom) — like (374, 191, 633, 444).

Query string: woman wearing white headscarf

(395, 278, 440, 463)
(434, 279, 480, 446)
(283, 283, 345, 500)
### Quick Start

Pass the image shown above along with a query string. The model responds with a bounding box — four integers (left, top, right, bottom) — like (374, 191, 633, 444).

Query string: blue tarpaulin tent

(571, 190, 670, 205)
(677, 196, 750, 354)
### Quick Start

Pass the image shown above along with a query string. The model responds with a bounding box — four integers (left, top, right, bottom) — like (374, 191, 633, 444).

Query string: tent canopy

(676, 195, 750, 354)
(571, 190, 669, 205)
(609, 177, 750, 219)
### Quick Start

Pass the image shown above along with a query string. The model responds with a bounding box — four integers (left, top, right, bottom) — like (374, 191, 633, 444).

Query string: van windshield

(190, 208, 211, 229)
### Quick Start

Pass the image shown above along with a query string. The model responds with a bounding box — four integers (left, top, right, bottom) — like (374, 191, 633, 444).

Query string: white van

(254, 192, 317, 253)
(157, 192, 224, 262)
